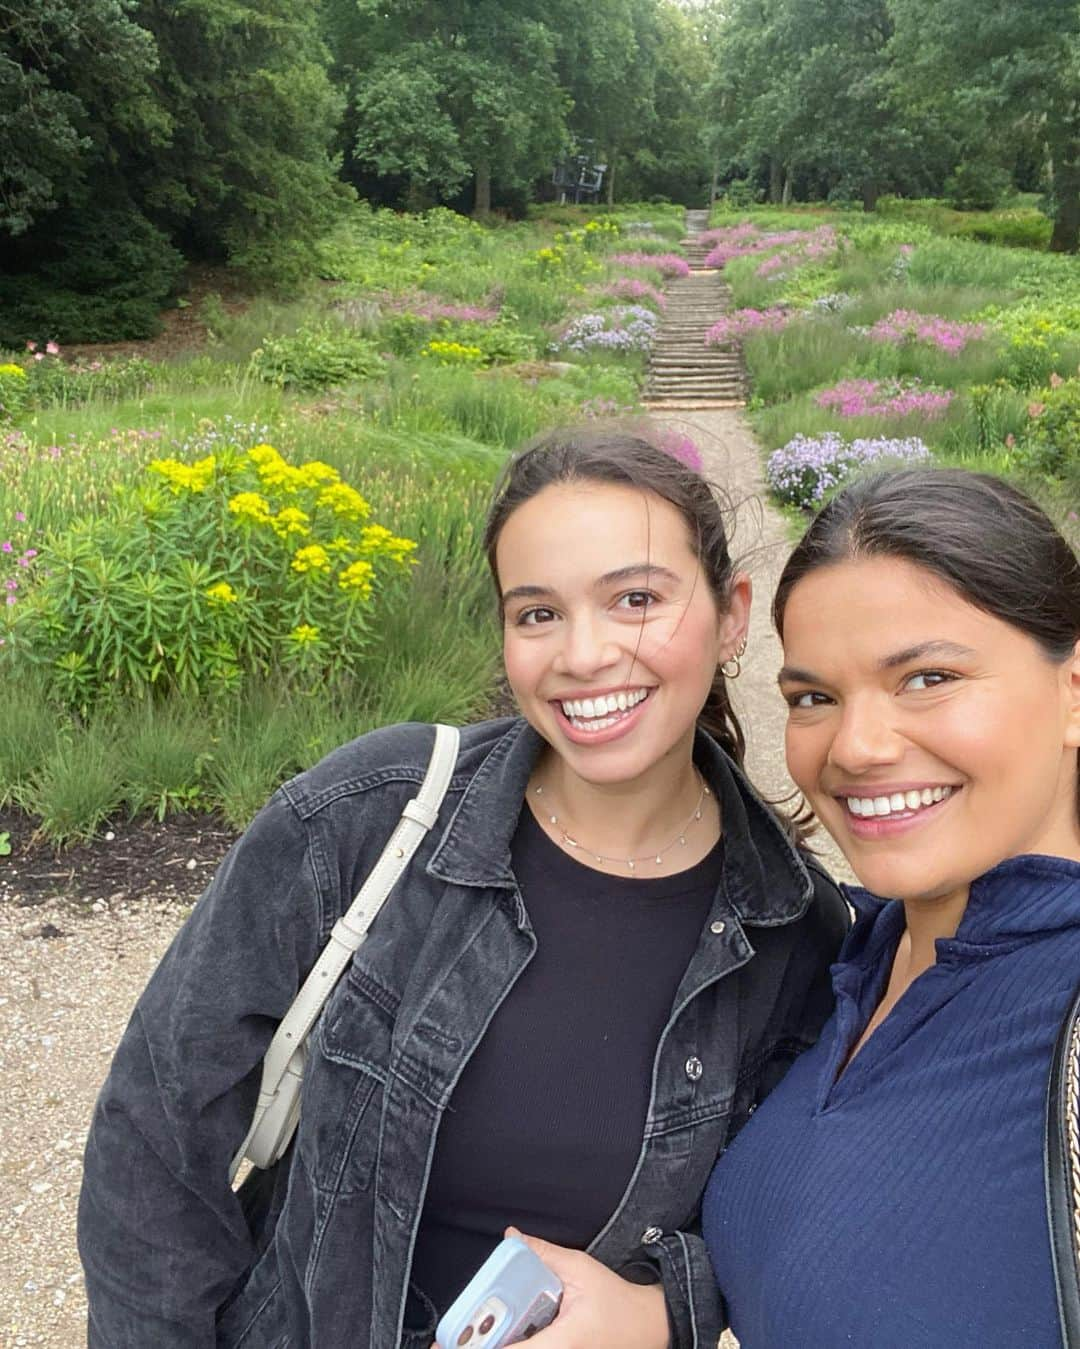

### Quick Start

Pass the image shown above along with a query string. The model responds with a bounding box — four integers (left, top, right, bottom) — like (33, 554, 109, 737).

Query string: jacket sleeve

(77, 789, 325, 1347)
(653, 1225, 723, 1349)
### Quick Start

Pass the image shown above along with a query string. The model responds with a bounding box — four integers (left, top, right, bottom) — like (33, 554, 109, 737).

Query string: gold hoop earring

(720, 638, 747, 680)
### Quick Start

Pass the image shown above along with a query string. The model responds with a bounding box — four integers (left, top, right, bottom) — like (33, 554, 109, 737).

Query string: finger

(507, 1230, 582, 1283)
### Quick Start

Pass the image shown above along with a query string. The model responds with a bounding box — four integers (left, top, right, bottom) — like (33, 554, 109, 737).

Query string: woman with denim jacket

(702, 468, 1080, 1346)
(78, 429, 848, 1349)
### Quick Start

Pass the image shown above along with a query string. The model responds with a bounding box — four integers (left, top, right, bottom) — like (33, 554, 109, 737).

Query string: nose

(826, 693, 906, 774)
(553, 612, 622, 680)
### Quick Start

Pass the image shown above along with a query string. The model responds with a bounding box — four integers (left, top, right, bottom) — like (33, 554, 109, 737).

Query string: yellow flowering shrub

(0, 362, 30, 421)
(421, 339, 485, 366)
(12, 438, 418, 703)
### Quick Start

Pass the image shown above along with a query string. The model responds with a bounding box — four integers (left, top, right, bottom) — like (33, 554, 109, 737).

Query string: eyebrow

(777, 640, 979, 686)
(501, 563, 681, 607)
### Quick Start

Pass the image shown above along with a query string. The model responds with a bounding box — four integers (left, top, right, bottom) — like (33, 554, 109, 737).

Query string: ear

(718, 571, 752, 661)
(1065, 637, 1080, 749)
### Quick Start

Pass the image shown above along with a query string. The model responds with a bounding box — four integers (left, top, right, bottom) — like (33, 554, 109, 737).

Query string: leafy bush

(4, 442, 417, 707)
(1016, 379, 1080, 477)
(0, 364, 29, 420)
(944, 161, 1012, 211)
(249, 323, 385, 389)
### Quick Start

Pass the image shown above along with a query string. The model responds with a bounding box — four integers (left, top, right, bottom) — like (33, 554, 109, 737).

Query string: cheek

(784, 722, 824, 795)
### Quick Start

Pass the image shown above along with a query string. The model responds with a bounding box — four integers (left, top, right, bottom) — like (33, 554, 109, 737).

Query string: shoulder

(277, 716, 520, 820)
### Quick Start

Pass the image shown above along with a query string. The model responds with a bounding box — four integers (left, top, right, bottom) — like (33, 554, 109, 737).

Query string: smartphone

(434, 1236, 563, 1349)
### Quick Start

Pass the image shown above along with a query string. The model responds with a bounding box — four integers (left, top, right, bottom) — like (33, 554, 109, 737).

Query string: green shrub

(249, 323, 385, 390)
(1016, 378, 1080, 477)
(5, 441, 418, 708)
(0, 672, 60, 805)
(19, 726, 126, 845)
(118, 701, 215, 820)
(0, 363, 29, 420)
(944, 161, 1012, 212)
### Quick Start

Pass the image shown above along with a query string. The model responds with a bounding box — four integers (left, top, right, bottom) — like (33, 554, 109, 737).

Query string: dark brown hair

(484, 426, 746, 765)
(773, 467, 1080, 822)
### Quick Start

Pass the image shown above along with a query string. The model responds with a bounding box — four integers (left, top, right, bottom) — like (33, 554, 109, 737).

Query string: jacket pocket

(298, 962, 396, 1196)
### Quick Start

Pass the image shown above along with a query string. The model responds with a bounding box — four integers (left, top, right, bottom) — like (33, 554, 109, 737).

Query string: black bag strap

(1046, 978, 1080, 1347)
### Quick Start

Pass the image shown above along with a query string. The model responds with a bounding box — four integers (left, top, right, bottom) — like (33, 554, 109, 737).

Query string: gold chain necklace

(532, 773, 710, 871)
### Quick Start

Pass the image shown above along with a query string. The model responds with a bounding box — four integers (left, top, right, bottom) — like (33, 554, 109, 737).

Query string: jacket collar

(427, 718, 813, 927)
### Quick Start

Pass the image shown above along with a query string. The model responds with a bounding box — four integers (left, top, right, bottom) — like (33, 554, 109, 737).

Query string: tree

(0, 0, 157, 236)
(888, 0, 1080, 251)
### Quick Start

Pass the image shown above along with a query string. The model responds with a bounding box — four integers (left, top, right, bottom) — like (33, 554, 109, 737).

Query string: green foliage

(6, 441, 417, 707)
(1016, 379, 1080, 477)
(118, 701, 214, 820)
(249, 324, 385, 390)
(943, 161, 1013, 211)
(18, 727, 126, 845)
(0, 672, 61, 806)
(0, 363, 29, 421)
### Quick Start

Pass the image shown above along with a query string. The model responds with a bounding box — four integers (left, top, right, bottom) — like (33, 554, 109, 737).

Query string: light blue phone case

(435, 1236, 563, 1348)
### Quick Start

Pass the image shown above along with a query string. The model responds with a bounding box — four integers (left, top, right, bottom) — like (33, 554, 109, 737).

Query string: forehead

(495, 481, 697, 582)
(782, 556, 1022, 657)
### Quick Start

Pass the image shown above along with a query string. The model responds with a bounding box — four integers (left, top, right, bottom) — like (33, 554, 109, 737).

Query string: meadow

(0, 202, 686, 841)
(702, 202, 1080, 546)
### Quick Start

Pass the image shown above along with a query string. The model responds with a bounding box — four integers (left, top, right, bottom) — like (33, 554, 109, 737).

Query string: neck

(535, 734, 708, 859)
(899, 886, 970, 974)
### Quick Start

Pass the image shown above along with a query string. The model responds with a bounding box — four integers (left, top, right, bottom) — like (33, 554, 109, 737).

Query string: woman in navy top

(702, 468, 1080, 1347)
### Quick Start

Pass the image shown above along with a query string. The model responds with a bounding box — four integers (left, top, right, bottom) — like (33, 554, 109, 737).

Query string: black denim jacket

(78, 717, 848, 1349)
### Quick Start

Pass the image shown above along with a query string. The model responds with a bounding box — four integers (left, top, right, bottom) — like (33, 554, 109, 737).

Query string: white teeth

(845, 786, 956, 819)
(560, 688, 649, 720)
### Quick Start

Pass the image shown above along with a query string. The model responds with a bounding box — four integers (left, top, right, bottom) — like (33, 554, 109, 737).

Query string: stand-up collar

(842, 853, 1080, 966)
(427, 718, 814, 927)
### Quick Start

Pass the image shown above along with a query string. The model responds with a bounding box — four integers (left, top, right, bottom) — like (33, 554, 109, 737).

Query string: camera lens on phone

(456, 1328, 473, 1346)
(478, 1314, 496, 1335)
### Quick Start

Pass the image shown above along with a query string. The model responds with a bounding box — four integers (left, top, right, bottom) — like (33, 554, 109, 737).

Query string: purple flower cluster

(701, 224, 837, 271)
(766, 432, 931, 509)
(657, 430, 703, 472)
(393, 298, 500, 324)
(610, 252, 691, 278)
(867, 310, 986, 355)
(1, 511, 39, 610)
(814, 378, 955, 419)
(553, 306, 659, 354)
(601, 278, 668, 310)
(704, 308, 793, 346)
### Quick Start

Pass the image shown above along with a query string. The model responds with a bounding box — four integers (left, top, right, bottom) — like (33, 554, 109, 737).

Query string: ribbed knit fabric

(702, 854, 1080, 1349)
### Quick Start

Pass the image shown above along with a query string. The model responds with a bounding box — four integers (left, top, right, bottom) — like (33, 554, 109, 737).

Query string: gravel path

(0, 409, 848, 1347)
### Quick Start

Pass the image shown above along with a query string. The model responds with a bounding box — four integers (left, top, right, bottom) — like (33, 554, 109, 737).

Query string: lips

(843, 785, 958, 818)
(550, 687, 654, 744)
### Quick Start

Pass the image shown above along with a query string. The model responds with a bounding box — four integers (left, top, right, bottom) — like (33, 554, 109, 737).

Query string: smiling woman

(77, 425, 848, 1349)
(702, 468, 1080, 1348)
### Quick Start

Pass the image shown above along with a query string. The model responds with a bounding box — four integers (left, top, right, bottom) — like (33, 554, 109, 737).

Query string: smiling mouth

(556, 687, 651, 731)
(842, 785, 958, 819)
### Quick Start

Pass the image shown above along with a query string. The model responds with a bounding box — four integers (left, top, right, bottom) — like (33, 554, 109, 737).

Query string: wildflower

(1, 541, 11, 553)
(0, 363, 27, 380)
(316, 481, 370, 522)
(45, 341, 60, 356)
(814, 378, 954, 420)
(249, 443, 304, 492)
(610, 252, 691, 278)
(291, 544, 332, 575)
(358, 524, 417, 564)
(1050, 372, 1064, 388)
(5, 595, 14, 606)
(271, 506, 311, 539)
(766, 432, 930, 510)
(338, 560, 375, 596)
(866, 310, 986, 356)
(228, 491, 273, 524)
(288, 624, 321, 645)
(1028, 402, 1046, 418)
(14, 512, 24, 522)
(206, 582, 239, 605)
(705, 309, 793, 346)
(296, 460, 340, 488)
(150, 455, 216, 493)
(1005, 434, 1017, 449)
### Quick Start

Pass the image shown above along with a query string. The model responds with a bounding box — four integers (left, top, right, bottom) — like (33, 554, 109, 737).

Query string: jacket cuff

(648, 1229, 723, 1349)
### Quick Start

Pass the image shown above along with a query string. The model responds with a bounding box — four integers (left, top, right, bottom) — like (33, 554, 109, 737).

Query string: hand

(506, 1227, 670, 1349)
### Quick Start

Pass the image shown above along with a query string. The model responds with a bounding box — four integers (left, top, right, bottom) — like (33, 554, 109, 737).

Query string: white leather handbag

(228, 723, 460, 1185)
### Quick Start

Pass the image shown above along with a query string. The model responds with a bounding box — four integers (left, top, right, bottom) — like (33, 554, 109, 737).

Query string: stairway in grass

(642, 208, 746, 411)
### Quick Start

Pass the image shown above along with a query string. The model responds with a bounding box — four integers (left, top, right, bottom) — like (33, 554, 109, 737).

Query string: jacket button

(710, 920, 726, 934)
(641, 1226, 663, 1245)
(685, 1055, 703, 1082)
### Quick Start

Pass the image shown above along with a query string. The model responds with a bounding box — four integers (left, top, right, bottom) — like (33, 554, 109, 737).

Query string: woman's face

(496, 481, 749, 786)
(780, 555, 1080, 904)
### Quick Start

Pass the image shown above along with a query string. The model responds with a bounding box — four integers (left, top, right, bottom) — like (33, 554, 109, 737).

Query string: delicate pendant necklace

(532, 773, 710, 870)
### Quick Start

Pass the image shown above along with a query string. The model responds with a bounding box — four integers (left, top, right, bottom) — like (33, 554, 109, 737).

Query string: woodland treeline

(2, 0, 1078, 340)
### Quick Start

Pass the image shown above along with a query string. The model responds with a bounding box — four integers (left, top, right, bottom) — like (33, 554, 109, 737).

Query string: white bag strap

(228, 723, 459, 1182)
